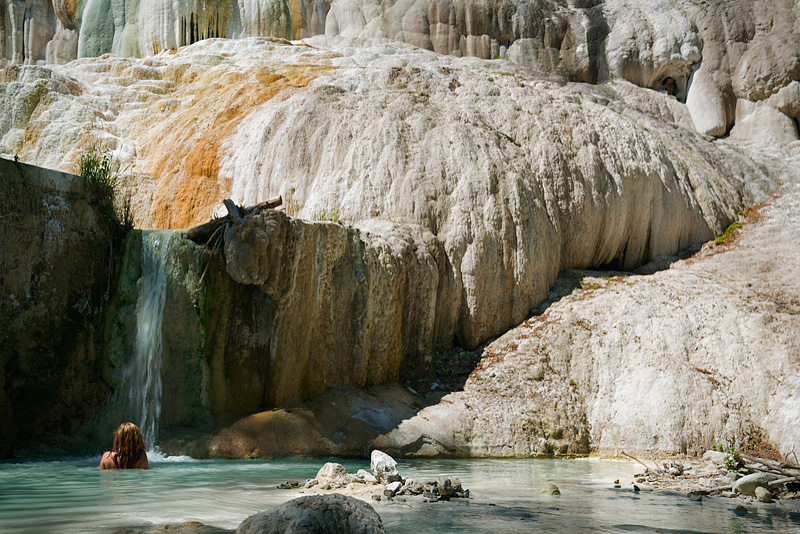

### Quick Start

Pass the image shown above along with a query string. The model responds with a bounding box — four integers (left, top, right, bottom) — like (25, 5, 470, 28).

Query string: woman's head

(113, 422, 146, 468)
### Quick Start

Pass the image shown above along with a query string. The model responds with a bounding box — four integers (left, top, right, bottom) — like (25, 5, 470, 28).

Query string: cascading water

(126, 230, 173, 451)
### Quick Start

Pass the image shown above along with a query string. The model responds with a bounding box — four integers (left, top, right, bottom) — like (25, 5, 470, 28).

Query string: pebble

(755, 487, 772, 503)
(687, 492, 703, 501)
(733, 505, 748, 516)
(541, 483, 561, 495)
(633, 485, 640, 493)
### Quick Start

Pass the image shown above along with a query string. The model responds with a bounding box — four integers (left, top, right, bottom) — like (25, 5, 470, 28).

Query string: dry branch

(187, 196, 282, 245)
(621, 451, 658, 473)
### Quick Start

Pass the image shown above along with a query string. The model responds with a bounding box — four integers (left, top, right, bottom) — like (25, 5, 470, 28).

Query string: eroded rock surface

(4, 1, 798, 140)
(370, 145, 800, 457)
(0, 158, 117, 457)
(236, 494, 385, 534)
(2, 38, 776, 355)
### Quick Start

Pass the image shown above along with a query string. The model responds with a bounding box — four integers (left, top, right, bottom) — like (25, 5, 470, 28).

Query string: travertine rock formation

(200, 146, 800, 459)
(2, 3, 798, 458)
(369, 146, 800, 457)
(3, 0, 797, 140)
(0, 39, 778, 349)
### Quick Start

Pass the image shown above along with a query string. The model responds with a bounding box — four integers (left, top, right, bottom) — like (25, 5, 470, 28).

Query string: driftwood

(737, 452, 800, 491)
(769, 476, 800, 487)
(187, 195, 282, 245)
(741, 453, 800, 474)
(189, 196, 282, 286)
(621, 451, 658, 474)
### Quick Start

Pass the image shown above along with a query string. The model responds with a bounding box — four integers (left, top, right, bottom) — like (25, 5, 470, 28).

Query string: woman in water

(99, 422, 149, 469)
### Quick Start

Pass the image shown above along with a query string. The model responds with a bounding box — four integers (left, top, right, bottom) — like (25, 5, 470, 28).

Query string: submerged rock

(113, 522, 232, 534)
(236, 494, 385, 534)
(541, 483, 561, 496)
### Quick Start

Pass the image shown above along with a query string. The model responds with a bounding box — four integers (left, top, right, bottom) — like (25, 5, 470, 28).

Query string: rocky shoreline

(611, 449, 800, 505)
(280, 450, 472, 505)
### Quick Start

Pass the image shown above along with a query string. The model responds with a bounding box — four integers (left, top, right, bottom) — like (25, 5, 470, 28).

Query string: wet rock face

(205, 211, 450, 412)
(0, 158, 116, 458)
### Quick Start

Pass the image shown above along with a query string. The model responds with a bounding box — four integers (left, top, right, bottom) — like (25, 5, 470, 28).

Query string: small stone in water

(371, 494, 382, 502)
(733, 505, 748, 516)
(633, 485, 640, 492)
(755, 487, 772, 503)
(541, 483, 561, 495)
(687, 492, 703, 502)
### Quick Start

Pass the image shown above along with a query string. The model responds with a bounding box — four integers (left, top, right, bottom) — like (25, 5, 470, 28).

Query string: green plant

(714, 221, 741, 245)
(118, 190, 135, 232)
(79, 146, 117, 201)
(13, 154, 38, 208)
(77, 146, 134, 230)
(715, 444, 740, 472)
(311, 205, 342, 222)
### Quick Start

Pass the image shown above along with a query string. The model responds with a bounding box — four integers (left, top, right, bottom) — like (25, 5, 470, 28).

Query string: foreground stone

(236, 494, 385, 534)
(755, 487, 773, 503)
(114, 522, 231, 534)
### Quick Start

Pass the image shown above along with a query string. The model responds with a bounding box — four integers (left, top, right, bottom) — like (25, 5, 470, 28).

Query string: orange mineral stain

(142, 63, 338, 229)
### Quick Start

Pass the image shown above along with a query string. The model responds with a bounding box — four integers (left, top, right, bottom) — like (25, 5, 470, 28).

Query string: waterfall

(127, 230, 173, 451)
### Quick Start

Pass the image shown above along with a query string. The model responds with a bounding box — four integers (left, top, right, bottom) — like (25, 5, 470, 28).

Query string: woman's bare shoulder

(99, 451, 117, 470)
(134, 450, 149, 470)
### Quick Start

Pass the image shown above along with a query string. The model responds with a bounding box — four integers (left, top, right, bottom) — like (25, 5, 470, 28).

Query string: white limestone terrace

(2, 0, 798, 141)
(0, 35, 783, 349)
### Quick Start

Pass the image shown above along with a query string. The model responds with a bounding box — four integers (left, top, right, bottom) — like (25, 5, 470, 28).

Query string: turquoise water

(1, 456, 798, 533)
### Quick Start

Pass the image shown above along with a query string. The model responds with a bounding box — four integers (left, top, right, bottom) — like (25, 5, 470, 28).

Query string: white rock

(358, 469, 378, 484)
(755, 486, 772, 503)
(686, 67, 728, 137)
(383, 480, 402, 497)
(730, 99, 800, 145)
(733, 473, 783, 497)
(316, 462, 348, 484)
(370, 450, 400, 483)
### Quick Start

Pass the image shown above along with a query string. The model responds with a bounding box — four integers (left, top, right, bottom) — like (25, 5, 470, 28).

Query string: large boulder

(235, 494, 385, 534)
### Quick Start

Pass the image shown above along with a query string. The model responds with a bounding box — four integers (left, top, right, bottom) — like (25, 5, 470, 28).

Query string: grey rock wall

(0, 157, 115, 458)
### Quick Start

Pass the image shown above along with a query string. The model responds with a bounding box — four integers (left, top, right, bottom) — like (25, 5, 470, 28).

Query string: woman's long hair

(113, 422, 146, 468)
